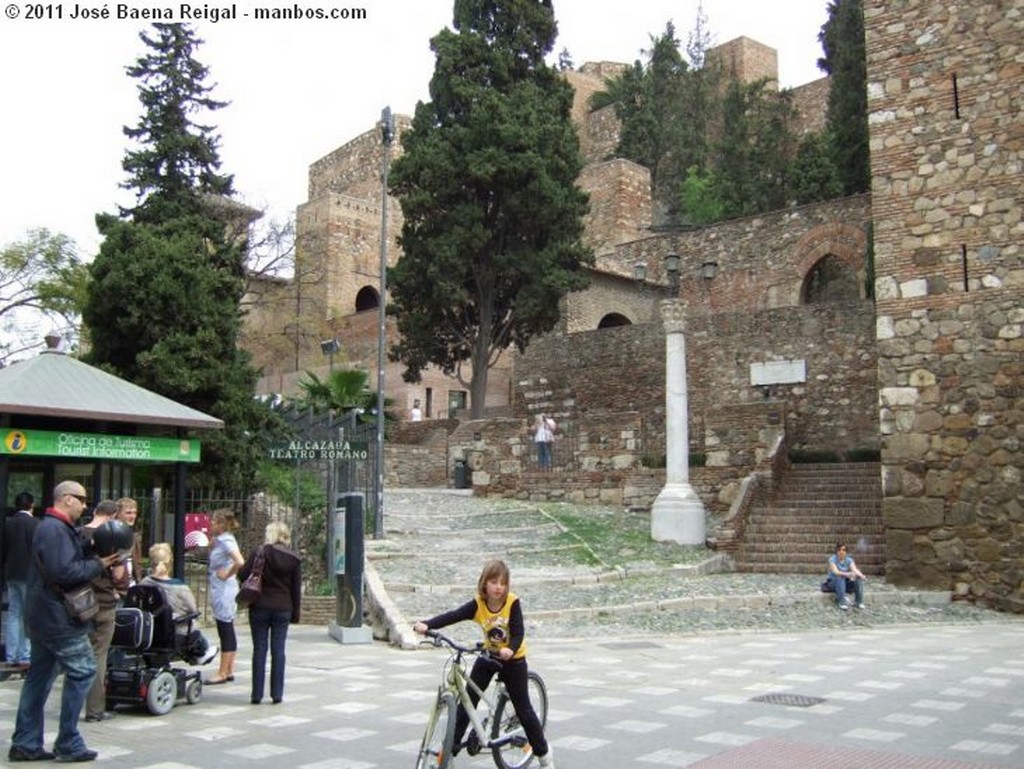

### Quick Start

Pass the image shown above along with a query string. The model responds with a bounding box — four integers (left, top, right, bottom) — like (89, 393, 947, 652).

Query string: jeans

(249, 607, 291, 702)
(12, 632, 96, 757)
(536, 441, 552, 469)
(830, 574, 865, 606)
(4, 581, 31, 664)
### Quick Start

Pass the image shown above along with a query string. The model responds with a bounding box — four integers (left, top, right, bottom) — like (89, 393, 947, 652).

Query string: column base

(651, 483, 707, 545)
(328, 622, 374, 645)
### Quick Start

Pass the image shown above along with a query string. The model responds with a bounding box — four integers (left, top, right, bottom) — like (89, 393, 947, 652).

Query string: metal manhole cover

(598, 641, 662, 650)
(751, 692, 826, 708)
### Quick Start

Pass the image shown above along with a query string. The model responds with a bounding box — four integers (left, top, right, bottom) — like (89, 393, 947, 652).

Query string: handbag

(36, 553, 99, 624)
(236, 546, 267, 608)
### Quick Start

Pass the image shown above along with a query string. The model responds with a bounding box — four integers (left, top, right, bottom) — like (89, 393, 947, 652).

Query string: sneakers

(197, 644, 220, 666)
(857, 603, 866, 610)
(838, 601, 849, 611)
(9, 746, 57, 762)
(84, 711, 115, 722)
(538, 750, 556, 768)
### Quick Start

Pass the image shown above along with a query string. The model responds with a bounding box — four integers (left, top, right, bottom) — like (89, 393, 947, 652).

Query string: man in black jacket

(9, 481, 119, 763)
(3, 491, 37, 668)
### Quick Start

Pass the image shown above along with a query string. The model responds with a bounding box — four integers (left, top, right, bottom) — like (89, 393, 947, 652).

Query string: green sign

(2, 428, 201, 463)
(268, 440, 369, 461)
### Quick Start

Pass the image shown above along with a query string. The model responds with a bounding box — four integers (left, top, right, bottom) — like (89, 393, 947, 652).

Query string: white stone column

(651, 299, 706, 545)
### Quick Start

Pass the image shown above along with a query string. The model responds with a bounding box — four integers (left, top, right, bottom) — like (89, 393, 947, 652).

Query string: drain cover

(751, 693, 826, 708)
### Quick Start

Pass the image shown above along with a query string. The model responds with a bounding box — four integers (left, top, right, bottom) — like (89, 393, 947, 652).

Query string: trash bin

(453, 458, 470, 489)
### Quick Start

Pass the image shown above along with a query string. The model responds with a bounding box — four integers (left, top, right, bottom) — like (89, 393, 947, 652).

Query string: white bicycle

(415, 630, 549, 769)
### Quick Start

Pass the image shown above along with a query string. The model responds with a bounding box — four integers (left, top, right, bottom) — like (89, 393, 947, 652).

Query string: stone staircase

(731, 462, 885, 575)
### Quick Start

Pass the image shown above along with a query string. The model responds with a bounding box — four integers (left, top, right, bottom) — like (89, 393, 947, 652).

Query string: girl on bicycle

(413, 559, 554, 768)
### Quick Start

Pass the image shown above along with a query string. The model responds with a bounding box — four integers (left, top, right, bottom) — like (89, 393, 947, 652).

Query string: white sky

(0, 0, 829, 257)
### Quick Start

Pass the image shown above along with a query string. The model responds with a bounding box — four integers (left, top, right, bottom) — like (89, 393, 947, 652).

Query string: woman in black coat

(238, 521, 301, 705)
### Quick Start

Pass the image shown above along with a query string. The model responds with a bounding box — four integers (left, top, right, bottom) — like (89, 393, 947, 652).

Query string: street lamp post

(374, 106, 394, 541)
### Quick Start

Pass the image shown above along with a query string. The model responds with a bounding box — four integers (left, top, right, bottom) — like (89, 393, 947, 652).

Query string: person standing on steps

(206, 508, 244, 685)
(533, 413, 556, 470)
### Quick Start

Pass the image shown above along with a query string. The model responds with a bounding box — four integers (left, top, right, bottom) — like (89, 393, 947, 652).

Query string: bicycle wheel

(415, 690, 457, 769)
(491, 672, 549, 769)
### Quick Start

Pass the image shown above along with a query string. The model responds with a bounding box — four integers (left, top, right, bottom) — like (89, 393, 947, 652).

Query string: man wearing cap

(9, 481, 119, 763)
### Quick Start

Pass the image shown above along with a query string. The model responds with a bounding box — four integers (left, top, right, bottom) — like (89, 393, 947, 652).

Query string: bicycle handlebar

(422, 629, 500, 663)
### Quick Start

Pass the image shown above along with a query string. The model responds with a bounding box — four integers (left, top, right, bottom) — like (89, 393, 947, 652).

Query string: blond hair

(149, 542, 173, 578)
(476, 559, 510, 599)
(265, 520, 291, 546)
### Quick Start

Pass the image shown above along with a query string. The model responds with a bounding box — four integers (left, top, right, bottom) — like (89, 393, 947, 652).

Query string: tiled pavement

(2, 619, 1022, 768)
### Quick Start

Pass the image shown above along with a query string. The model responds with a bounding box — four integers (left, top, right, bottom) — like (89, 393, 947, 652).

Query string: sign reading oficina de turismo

(2, 429, 201, 463)
(268, 440, 369, 461)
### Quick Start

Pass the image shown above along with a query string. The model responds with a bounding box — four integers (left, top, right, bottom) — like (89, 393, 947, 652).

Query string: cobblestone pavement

(370, 489, 1010, 645)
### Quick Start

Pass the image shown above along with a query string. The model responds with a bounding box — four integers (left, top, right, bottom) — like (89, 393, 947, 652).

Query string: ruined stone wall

(790, 76, 829, 136)
(514, 298, 877, 475)
(866, 0, 1024, 610)
(578, 160, 652, 256)
(706, 36, 779, 86)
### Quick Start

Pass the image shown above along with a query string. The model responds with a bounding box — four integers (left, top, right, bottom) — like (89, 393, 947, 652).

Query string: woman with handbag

(238, 521, 301, 705)
(206, 509, 244, 685)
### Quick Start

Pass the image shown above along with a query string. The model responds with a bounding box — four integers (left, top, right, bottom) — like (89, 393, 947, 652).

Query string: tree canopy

(819, 0, 870, 196)
(387, 0, 591, 418)
(84, 23, 279, 488)
(0, 229, 88, 363)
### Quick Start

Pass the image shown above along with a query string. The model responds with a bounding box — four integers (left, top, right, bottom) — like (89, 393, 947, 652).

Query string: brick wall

(866, 0, 1024, 611)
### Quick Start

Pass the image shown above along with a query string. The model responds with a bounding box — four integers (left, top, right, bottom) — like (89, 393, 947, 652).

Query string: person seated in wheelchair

(139, 543, 218, 666)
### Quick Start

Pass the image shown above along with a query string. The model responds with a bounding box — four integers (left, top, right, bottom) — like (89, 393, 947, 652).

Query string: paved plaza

(2, 618, 1022, 768)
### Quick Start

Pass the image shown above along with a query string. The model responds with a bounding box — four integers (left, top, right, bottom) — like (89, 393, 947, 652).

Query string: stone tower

(866, 0, 1023, 609)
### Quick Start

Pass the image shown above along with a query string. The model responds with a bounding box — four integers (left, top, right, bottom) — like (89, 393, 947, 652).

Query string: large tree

(388, 0, 591, 418)
(819, 0, 869, 196)
(84, 23, 277, 488)
(1, 229, 89, 363)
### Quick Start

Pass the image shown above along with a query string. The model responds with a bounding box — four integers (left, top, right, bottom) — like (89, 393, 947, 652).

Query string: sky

(0, 0, 830, 257)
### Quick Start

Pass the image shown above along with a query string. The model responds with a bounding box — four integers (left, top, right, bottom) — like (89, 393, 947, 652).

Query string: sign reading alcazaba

(268, 440, 368, 461)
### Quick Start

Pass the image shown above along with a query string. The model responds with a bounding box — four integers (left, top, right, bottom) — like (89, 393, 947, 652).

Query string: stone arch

(802, 254, 861, 303)
(597, 312, 632, 329)
(791, 222, 869, 305)
(355, 286, 379, 312)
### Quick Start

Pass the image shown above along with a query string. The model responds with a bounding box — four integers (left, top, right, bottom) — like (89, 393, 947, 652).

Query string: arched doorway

(355, 286, 379, 312)
(597, 313, 632, 329)
(801, 254, 861, 304)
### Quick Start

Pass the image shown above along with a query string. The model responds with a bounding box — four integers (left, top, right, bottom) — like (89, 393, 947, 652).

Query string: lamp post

(651, 254, 706, 545)
(374, 106, 394, 541)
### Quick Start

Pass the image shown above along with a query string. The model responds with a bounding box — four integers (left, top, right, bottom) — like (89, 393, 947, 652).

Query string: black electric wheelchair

(106, 584, 204, 715)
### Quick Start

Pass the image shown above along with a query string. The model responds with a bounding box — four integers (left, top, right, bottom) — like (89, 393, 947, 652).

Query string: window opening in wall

(425, 387, 433, 419)
(597, 312, 632, 329)
(448, 390, 467, 417)
(952, 73, 960, 119)
(961, 244, 969, 292)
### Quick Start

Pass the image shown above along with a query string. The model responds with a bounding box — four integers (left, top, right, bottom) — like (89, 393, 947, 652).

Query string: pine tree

(85, 23, 278, 488)
(819, 0, 869, 195)
(388, 0, 591, 418)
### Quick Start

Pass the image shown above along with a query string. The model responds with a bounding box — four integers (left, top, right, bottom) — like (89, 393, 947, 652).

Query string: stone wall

(866, 0, 1023, 610)
(706, 36, 779, 86)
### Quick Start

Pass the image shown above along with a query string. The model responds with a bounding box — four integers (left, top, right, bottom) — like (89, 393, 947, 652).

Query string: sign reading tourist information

(268, 440, 369, 461)
(2, 429, 201, 463)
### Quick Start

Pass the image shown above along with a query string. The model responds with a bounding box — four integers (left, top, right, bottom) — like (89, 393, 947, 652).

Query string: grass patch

(521, 502, 710, 570)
